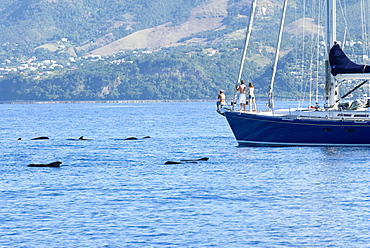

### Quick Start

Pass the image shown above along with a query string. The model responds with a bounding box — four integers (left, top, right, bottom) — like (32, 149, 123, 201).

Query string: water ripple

(1, 102, 370, 247)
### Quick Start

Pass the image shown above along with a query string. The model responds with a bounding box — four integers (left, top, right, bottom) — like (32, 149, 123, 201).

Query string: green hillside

(0, 0, 211, 55)
(0, 0, 368, 102)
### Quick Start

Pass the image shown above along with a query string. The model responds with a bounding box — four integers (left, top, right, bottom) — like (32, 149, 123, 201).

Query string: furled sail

(329, 43, 370, 80)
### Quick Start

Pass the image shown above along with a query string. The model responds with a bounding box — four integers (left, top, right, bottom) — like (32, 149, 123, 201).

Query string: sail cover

(329, 44, 370, 77)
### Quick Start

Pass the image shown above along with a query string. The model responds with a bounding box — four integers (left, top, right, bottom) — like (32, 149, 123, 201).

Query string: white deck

(221, 106, 370, 121)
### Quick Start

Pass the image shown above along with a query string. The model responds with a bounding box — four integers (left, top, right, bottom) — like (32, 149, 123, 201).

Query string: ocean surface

(1, 101, 370, 247)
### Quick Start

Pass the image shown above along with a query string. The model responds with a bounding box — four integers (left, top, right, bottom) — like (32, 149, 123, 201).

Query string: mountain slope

(89, 0, 229, 54)
(0, 0, 368, 102)
(0, 0, 210, 55)
(0, 0, 366, 59)
(0, 0, 315, 57)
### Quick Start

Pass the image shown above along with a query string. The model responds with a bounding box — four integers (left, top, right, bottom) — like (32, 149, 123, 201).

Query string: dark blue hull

(224, 111, 370, 146)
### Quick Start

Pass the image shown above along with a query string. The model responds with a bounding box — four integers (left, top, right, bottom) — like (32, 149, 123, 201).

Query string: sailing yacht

(218, 0, 370, 146)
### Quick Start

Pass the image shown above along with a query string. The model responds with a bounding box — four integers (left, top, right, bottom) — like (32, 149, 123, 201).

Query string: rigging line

(339, 80, 368, 101)
(338, 0, 358, 86)
(297, 0, 303, 107)
(235, 0, 257, 86)
(294, 0, 299, 102)
(298, 0, 307, 106)
(360, 0, 369, 64)
(267, 0, 288, 111)
(315, 0, 324, 105)
(309, 0, 322, 106)
(232, 0, 257, 108)
(361, 0, 370, 97)
(361, 0, 365, 63)
(309, 0, 323, 107)
(301, 0, 317, 107)
(269, 56, 302, 97)
(360, 0, 369, 63)
(308, 0, 318, 107)
(337, 0, 346, 47)
(365, 0, 370, 98)
(366, 0, 370, 60)
(280, 77, 302, 97)
(338, 0, 358, 61)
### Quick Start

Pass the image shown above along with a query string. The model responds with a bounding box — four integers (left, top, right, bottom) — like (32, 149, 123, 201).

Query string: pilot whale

(28, 161, 62, 167)
(32, 136, 50, 140)
(165, 157, 209, 165)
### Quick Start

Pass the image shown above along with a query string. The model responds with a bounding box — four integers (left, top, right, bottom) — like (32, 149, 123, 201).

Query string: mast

(236, 0, 257, 85)
(267, 0, 288, 111)
(325, 0, 338, 107)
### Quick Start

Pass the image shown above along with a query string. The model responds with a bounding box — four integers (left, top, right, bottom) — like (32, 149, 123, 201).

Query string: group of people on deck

(217, 80, 257, 112)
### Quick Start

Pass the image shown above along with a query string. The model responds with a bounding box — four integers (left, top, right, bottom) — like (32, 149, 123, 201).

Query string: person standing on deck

(248, 82, 257, 112)
(217, 90, 226, 110)
(236, 80, 247, 111)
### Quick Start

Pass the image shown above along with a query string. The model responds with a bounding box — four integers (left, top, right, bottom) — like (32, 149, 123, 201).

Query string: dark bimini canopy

(329, 44, 370, 78)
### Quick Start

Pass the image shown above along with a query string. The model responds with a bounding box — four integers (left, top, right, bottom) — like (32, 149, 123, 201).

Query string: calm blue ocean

(1, 101, 370, 247)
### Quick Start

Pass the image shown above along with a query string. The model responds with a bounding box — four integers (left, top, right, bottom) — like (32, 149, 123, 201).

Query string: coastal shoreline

(0, 99, 215, 105)
(0, 98, 296, 105)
